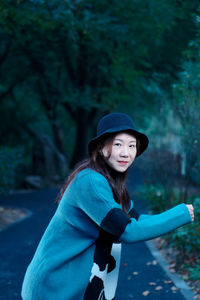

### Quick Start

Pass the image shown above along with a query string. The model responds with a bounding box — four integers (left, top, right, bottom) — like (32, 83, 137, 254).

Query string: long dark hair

(57, 133, 139, 215)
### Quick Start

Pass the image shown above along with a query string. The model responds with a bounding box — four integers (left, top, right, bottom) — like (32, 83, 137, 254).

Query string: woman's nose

(120, 146, 129, 157)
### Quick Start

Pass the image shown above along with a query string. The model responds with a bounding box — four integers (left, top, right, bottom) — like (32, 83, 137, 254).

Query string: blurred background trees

(0, 0, 200, 192)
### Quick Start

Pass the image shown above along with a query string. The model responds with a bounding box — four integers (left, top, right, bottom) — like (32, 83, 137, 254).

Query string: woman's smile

(118, 161, 129, 165)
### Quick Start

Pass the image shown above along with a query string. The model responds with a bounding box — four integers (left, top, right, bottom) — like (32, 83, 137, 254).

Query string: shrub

(138, 183, 181, 214)
(140, 184, 200, 254)
(171, 197, 200, 253)
(138, 184, 168, 213)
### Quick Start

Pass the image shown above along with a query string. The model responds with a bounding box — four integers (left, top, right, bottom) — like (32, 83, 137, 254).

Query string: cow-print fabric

(84, 206, 139, 299)
(84, 229, 117, 300)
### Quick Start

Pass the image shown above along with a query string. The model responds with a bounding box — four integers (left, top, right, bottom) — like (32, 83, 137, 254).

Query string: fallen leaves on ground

(169, 268, 176, 273)
(168, 262, 176, 273)
(153, 238, 200, 298)
(163, 280, 172, 284)
(132, 271, 139, 275)
(149, 282, 156, 286)
(171, 286, 178, 291)
(146, 260, 158, 266)
(142, 290, 150, 296)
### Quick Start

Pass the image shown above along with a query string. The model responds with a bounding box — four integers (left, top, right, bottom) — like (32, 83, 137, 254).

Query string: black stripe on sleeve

(100, 208, 131, 238)
(129, 207, 140, 220)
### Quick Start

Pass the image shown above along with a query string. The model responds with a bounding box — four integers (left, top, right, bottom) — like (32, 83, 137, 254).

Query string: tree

(0, 0, 199, 175)
(172, 39, 200, 191)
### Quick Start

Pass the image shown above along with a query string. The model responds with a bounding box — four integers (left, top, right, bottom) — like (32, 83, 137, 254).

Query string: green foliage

(0, 0, 199, 169)
(0, 147, 24, 194)
(137, 147, 182, 195)
(139, 181, 185, 212)
(0, 0, 198, 113)
(138, 184, 168, 214)
(188, 264, 200, 281)
(172, 32, 200, 185)
(140, 181, 200, 282)
(171, 197, 200, 253)
(143, 181, 200, 254)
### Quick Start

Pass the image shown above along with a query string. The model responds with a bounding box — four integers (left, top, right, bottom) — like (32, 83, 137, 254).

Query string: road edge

(145, 240, 195, 300)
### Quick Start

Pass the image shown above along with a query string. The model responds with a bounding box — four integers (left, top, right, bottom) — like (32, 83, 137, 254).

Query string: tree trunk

(33, 133, 68, 178)
(52, 120, 68, 159)
(70, 108, 89, 167)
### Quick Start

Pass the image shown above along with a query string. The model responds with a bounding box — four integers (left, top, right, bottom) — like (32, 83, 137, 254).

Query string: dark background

(0, 0, 200, 194)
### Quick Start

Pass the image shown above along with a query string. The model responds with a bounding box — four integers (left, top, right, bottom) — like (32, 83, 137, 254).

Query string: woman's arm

(129, 202, 194, 222)
(120, 203, 192, 244)
(76, 170, 193, 243)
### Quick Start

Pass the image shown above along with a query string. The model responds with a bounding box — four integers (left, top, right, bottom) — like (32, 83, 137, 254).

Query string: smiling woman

(21, 113, 194, 300)
(102, 133, 137, 172)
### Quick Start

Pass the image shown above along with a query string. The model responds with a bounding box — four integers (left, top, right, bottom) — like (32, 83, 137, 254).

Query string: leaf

(146, 259, 158, 266)
(181, 275, 188, 281)
(169, 263, 176, 268)
(170, 269, 176, 273)
(132, 271, 139, 275)
(163, 280, 172, 284)
(142, 290, 150, 296)
(171, 286, 178, 291)
(149, 282, 156, 286)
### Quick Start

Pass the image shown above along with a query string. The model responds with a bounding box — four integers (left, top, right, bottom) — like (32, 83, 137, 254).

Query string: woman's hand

(186, 204, 194, 221)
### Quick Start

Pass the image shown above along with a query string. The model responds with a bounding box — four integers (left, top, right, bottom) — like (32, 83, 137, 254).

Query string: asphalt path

(0, 166, 192, 300)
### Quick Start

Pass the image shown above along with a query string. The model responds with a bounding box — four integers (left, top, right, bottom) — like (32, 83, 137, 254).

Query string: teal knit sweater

(21, 168, 192, 300)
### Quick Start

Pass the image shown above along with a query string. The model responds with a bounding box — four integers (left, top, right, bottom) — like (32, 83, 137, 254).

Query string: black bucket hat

(88, 112, 149, 157)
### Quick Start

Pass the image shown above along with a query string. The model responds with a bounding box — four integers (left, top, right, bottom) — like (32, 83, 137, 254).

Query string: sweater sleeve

(76, 170, 131, 238)
(129, 201, 140, 220)
(138, 214, 154, 221)
(75, 170, 192, 243)
(120, 203, 192, 244)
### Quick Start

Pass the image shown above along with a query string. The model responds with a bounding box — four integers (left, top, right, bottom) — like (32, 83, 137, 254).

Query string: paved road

(0, 167, 192, 299)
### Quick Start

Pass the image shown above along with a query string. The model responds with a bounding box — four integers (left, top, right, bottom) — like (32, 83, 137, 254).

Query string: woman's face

(102, 132, 137, 172)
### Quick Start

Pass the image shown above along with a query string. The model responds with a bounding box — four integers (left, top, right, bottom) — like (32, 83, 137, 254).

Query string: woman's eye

(114, 143, 121, 147)
(130, 145, 136, 148)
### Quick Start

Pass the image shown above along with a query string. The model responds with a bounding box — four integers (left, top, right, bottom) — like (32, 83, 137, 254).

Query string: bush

(138, 183, 181, 214)
(140, 183, 200, 282)
(171, 197, 200, 253)
(172, 59, 200, 187)
(140, 184, 200, 254)
(138, 184, 168, 213)
(141, 148, 181, 185)
(0, 147, 24, 194)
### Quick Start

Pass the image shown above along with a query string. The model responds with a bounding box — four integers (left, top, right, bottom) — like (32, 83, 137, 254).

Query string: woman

(21, 112, 194, 300)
